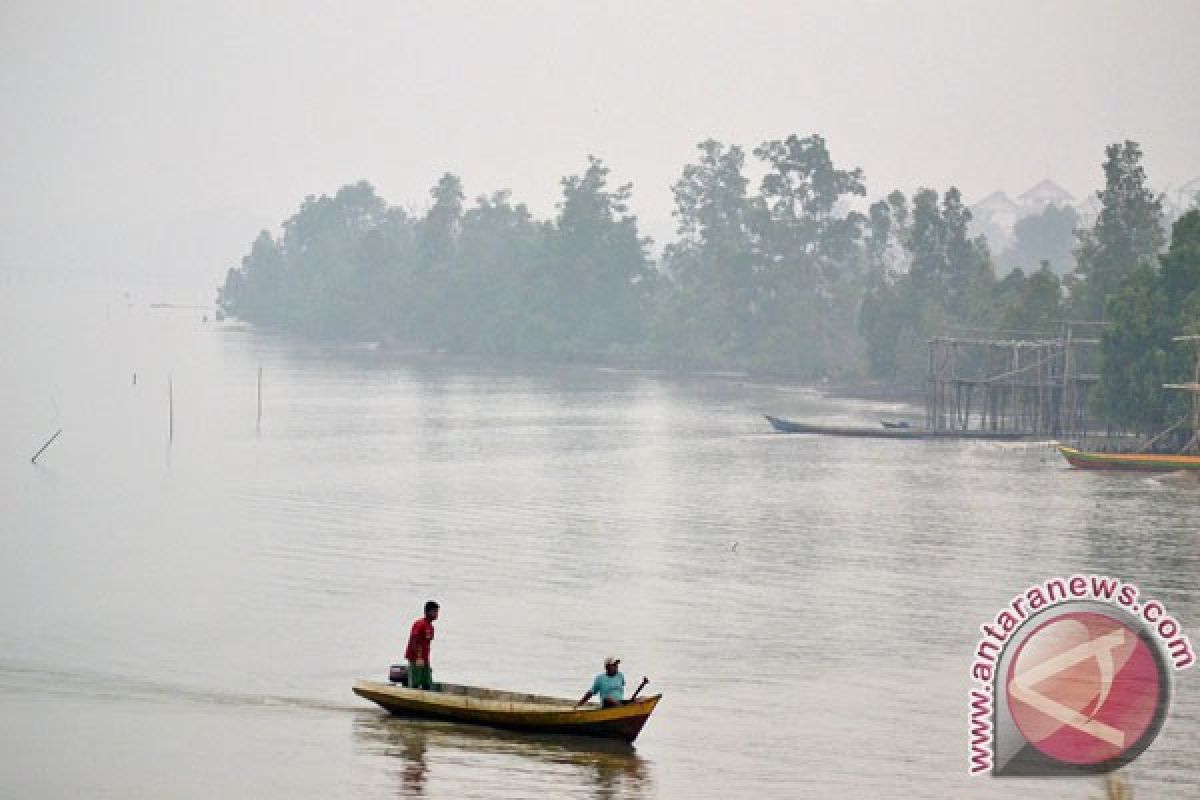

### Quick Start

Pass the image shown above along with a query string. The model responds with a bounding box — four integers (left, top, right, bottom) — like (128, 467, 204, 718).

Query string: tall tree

(452, 190, 545, 354)
(1072, 141, 1165, 320)
(217, 230, 286, 325)
(863, 190, 910, 285)
(1094, 263, 1170, 432)
(418, 173, 465, 266)
(996, 265, 1065, 334)
(1094, 210, 1200, 433)
(657, 139, 760, 364)
(542, 156, 654, 356)
(1156, 210, 1200, 428)
(1000, 203, 1079, 275)
(751, 134, 868, 376)
(274, 181, 391, 334)
(355, 207, 416, 340)
(413, 173, 466, 344)
(908, 187, 992, 318)
(859, 187, 997, 386)
(216, 181, 409, 337)
(1159, 210, 1200, 322)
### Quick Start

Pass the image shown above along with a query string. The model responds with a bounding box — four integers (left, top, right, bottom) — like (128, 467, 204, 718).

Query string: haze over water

(1, 278, 1197, 798)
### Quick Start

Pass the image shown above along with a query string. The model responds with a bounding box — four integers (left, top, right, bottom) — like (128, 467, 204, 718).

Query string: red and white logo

(1005, 610, 1166, 768)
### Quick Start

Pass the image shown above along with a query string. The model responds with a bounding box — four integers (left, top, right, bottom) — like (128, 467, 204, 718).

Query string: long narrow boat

(1057, 445, 1200, 471)
(352, 680, 661, 743)
(763, 414, 1031, 441)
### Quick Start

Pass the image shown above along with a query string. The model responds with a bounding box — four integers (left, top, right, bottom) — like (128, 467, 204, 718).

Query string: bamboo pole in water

(257, 366, 263, 433)
(1166, 335, 1200, 453)
(169, 375, 174, 442)
(31, 428, 63, 464)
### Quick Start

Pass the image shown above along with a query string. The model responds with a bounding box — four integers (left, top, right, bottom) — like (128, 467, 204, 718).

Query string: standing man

(405, 600, 439, 691)
(576, 656, 625, 708)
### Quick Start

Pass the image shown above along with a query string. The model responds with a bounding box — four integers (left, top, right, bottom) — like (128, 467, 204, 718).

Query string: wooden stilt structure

(926, 324, 1102, 438)
(1164, 334, 1200, 454)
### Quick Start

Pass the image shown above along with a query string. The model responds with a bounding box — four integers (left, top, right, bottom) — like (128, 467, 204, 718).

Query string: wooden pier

(925, 323, 1104, 438)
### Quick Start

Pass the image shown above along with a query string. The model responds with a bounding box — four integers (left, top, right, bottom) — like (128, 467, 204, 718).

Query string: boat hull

(1058, 446, 1200, 471)
(353, 680, 660, 743)
(763, 414, 1030, 440)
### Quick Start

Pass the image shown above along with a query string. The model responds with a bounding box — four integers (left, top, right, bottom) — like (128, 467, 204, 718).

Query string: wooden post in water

(257, 366, 263, 434)
(1062, 324, 1072, 437)
(926, 339, 934, 431)
(31, 428, 63, 464)
(168, 375, 174, 442)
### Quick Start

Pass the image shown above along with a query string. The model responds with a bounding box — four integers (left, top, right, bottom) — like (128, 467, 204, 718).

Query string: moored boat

(352, 680, 661, 743)
(763, 414, 1031, 440)
(1057, 445, 1200, 471)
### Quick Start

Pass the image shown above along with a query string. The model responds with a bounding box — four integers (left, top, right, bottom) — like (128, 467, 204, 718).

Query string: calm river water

(1, 278, 1197, 798)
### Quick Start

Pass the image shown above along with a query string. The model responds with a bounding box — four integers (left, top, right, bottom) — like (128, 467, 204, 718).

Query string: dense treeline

(217, 136, 1200, 432)
(219, 159, 654, 361)
(1094, 209, 1200, 433)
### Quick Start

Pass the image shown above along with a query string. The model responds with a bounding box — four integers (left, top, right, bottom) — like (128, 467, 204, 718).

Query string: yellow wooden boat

(1058, 445, 1200, 471)
(352, 680, 661, 743)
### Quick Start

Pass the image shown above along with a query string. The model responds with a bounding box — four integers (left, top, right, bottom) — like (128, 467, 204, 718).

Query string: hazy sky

(2, 1, 1198, 296)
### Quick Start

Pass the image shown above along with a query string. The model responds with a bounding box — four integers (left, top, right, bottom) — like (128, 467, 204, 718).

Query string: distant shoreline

(219, 319, 923, 408)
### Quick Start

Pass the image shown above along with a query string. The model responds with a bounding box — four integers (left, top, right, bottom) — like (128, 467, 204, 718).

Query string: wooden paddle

(629, 676, 649, 701)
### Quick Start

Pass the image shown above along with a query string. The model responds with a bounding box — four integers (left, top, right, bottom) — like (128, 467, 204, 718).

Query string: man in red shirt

(405, 600, 439, 690)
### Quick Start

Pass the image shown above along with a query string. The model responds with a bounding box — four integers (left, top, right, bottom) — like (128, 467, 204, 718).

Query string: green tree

(863, 190, 910, 284)
(909, 187, 992, 319)
(1072, 141, 1165, 320)
(452, 191, 546, 354)
(656, 139, 761, 365)
(1094, 264, 1171, 431)
(1000, 203, 1079, 275)
(1160, 210, 1200, 322)
(418, 173, 464, 266)
(216, 230, 286, 325)
(217, 181, 396, 336)
(1157, 210, 1200, 426)
(751, 133, 868, 376)
(1094, 210, 1200, 433)
(859, 187, 998, 386)
(540, 156, 655, 357)
(295, 182, 392, 335)
(355, 207, 417, 340)
(413, 173, 466, 345)
(996, 264, 1064, 334)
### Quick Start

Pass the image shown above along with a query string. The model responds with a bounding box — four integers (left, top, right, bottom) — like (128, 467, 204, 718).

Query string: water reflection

(397, 728, 428, 796)
(353, 714, 652, 799)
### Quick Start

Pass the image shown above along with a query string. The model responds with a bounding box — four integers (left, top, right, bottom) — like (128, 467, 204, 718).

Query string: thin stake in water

(31, 428, 63, 464)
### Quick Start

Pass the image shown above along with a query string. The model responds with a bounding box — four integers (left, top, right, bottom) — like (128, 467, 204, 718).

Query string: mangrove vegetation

(217, 136, 1200, 433)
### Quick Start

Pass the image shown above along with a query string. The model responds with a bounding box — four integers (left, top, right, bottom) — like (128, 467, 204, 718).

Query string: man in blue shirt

(576, 656, 625, 708)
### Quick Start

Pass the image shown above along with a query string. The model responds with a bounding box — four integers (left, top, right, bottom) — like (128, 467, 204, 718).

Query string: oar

(629, 676, 649, 701)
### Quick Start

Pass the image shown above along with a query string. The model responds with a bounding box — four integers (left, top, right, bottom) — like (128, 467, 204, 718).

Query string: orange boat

(1058, 445, 1200, 471)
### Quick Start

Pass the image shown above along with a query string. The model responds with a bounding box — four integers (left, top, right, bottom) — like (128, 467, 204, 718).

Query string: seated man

(576, 656, 625, 708)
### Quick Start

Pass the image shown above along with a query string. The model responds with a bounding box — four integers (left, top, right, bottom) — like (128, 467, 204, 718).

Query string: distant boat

(880, 420, 912, 429)
(763, 414, 1032, 441)
(1057, 446, 1200, 471)
(353, 680, 661, 743)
